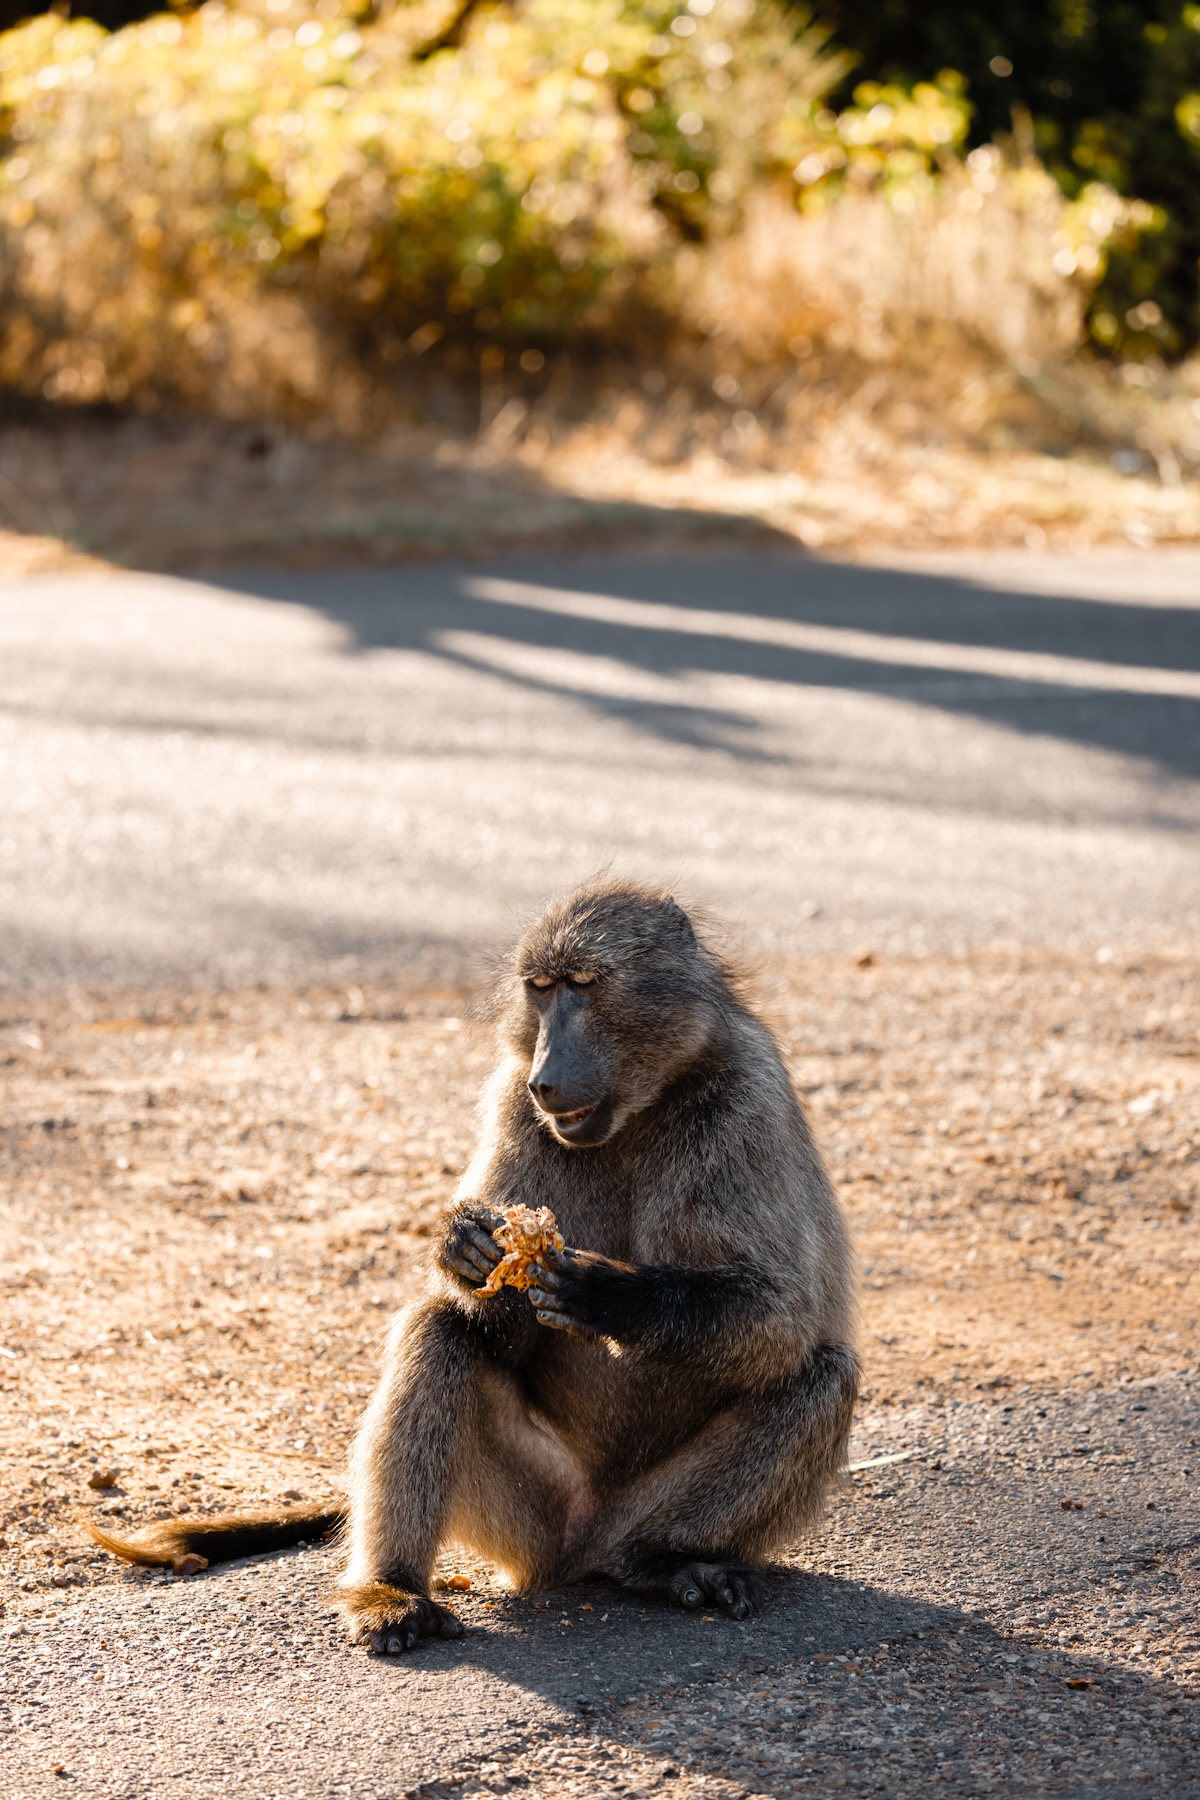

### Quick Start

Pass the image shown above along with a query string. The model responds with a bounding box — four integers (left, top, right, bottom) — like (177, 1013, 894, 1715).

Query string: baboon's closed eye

(526, 969, 600, 991)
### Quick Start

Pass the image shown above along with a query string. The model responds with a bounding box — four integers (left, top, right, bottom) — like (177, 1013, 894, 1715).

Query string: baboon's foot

(613, 1547, 763, 1620)
(665, 1559, 759, 1620)
(342, 1582, 465, 1653)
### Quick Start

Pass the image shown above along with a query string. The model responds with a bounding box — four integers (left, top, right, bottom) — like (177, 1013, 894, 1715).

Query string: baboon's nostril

(529, 1079, 558, 1105)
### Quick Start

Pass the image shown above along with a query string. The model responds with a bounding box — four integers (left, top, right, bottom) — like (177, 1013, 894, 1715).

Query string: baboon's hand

(438, 1205, 505, 1292)
(527, 1244, 631, 1337)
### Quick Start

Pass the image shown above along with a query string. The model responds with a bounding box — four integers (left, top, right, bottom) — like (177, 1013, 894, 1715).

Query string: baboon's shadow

(358, 1563, 1196, 1796)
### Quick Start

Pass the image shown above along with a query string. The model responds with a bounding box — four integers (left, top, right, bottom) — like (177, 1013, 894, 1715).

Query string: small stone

(1066, 1678, 1093, 1691)
(87, 1469, 119, 1490)
(171, 1553, 208, 1577)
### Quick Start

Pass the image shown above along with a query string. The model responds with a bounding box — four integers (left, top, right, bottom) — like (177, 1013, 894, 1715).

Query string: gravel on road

(3, 1377, 1197, 1799)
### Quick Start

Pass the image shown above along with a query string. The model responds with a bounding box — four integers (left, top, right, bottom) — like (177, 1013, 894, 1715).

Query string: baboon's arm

(527, 1245, 797, 1372)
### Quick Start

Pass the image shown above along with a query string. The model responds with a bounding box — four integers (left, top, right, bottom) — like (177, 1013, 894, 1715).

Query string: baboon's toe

(347, 1584, 464, 1653)
(667, 1561, 759, 1619)
(727, 1580, 755, 1621)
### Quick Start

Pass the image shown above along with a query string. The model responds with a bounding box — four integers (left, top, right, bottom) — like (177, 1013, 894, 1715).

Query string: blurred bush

(699, 159, 1140, 371)
(808, 1, 1200, 359)
(0, 0, 838, 416)
(0, 0, 1153, 424)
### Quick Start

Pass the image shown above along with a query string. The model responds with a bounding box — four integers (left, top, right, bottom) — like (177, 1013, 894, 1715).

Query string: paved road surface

(5, 1377, 1197, 1797)
(2, 546, 1198, 989)
(3, 546, 1198, 1797)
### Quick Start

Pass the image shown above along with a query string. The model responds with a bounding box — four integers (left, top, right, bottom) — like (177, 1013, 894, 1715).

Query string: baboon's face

(514, 896, 714, 1149)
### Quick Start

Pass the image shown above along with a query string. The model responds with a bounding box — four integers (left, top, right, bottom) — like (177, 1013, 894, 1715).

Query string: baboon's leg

(341, 1299, 584, 1650)
(591, 1343, 857, 1618)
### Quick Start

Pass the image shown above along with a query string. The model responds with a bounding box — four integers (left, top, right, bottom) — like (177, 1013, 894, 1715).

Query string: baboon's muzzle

(528, 991, 614, 1145)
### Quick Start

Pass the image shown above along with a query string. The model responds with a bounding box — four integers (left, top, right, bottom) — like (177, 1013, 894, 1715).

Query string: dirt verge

(2, 409, 1199, 576)
(2, 949, 1196, 1615)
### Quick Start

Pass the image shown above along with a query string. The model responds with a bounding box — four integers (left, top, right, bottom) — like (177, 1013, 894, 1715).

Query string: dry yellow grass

(1, 378, 1197, 575)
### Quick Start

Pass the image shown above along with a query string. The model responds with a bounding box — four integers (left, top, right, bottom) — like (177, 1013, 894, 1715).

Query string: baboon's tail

(87, 1501, 346, 1572)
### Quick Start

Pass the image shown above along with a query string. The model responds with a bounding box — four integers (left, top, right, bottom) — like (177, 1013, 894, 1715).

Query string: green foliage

(808, 1, 1200, 356)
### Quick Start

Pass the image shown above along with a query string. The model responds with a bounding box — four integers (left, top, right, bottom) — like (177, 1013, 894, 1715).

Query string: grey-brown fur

(91, 881, 857, 1650)
(340, 879, 856, 1646)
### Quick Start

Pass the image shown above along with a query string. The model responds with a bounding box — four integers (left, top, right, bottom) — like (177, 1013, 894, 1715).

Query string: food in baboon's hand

(478, 1204, 565, 1296)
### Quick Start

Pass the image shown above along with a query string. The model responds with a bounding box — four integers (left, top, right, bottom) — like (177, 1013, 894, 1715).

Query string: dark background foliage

(811, 0, 1200, 356)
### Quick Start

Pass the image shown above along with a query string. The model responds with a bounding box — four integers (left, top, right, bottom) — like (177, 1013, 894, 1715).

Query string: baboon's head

(506, 881, 725, 1148)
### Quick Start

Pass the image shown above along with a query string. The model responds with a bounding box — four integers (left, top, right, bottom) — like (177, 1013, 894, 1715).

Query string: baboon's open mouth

(545, 1096, 614, 1146)
(557, 1094, 597, 1123)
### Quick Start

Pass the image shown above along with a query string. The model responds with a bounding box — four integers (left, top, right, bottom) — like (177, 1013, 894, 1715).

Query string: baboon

(90, 881, 858, 1651)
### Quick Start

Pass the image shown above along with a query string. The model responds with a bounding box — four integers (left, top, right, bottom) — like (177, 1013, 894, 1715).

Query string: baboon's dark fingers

(526, 1280, 568, 1310)
(537, 1244, 579, 1274)
(530, 1297, 599, 1337)
(699, 1564, 758, 1619)
(464, 1225, 503, 1261)
(724, 1572, 758, 1619)
(728, 1587, 754, 1621)
(441, 1219, 505, 1288)
(690, 1562, 735, 1604)
(667, 1568, 706, 1609)
(444, 1240, 498, 1284)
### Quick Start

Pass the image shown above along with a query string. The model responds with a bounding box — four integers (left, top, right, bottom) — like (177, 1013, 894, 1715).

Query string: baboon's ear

(663, 897, 697, 947)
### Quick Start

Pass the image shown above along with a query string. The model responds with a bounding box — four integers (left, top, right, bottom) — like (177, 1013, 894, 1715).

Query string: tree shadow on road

(214, 547, 1200, 785)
